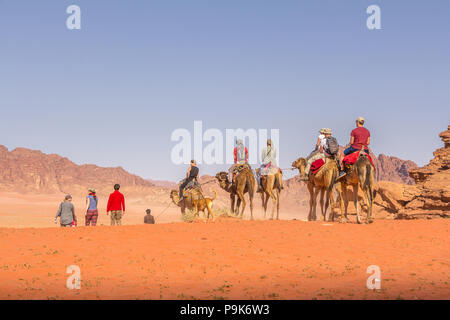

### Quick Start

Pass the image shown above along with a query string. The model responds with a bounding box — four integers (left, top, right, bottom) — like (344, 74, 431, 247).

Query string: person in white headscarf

(256, 139, 280, 191)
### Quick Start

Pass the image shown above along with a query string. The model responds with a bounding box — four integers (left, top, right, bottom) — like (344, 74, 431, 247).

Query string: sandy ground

(0, 218, 448, 300)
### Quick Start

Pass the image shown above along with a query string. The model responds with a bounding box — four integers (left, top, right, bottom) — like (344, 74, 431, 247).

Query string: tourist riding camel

(302, 128, 338, 180)
(178, 160, 200, 203)
(228, 139, 249, 185)
(256, 139, 283, 192)
(337, 117, 375, 223)
(339, 117, 371, 178)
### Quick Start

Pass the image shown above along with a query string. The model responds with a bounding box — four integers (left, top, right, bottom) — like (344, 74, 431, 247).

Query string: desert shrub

(214, 207, 231, 218)
(181, 209, 196, 223)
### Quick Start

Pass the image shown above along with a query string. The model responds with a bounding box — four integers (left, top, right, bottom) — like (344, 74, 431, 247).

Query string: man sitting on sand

(144, 209, 155, 224)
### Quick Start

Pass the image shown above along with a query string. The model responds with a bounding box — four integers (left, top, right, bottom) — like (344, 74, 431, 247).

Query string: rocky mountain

(373, 154, 417, 184)
(0, 145, 156, 196)
(374, 126, 450, 219)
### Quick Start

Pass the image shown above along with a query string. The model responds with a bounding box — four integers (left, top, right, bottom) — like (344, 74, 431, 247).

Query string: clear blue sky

(0, 0, 449, 181)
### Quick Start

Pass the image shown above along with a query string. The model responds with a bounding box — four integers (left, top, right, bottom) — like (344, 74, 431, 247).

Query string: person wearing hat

(302, 128, 332, 180)
(54, 195, 77, 227)
(338, 117, 371, 177)
(85, 188, 99, 226)
(305, 128, 327, 159)
(144, 209, 155, 224)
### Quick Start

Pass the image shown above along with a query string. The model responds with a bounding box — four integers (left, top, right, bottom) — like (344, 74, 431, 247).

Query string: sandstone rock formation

(0, 145, 156, 196)
(373, 154, 417, 185)
(373, 126, 449, 219)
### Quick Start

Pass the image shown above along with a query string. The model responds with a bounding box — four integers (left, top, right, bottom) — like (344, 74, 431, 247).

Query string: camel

(292, 157, 342, 222)
(215, 166, 255, 220)
(256, 169, 283, 220)
(170, 188, 217, 222)
(338, 150, 375, 224)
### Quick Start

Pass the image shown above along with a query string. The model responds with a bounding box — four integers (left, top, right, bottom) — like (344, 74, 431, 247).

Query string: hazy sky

(0, 0, 449, 181)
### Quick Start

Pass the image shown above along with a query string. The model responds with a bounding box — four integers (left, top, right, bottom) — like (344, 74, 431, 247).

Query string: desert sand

(0, 218, 448, 300)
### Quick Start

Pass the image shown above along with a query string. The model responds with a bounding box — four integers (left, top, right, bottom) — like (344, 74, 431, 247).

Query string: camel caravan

(171, 117, 376, 224)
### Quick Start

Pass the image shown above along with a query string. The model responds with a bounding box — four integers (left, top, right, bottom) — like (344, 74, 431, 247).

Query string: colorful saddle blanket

(311, 158, 325, 175)
(343, 151, 375, 169)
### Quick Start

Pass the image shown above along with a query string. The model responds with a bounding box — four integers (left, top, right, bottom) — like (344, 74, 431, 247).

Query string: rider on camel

(178, 160, 200, 203)
(338, 117, 371, 178)
(229, 139, 249, 185)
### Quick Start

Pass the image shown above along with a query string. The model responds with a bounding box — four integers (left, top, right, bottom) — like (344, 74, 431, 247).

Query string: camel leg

(307, 183, 314, 221)
(324, 188, 334, 222)
(230, 194, 236, 216)
(261, 192, 267, 219)
(336, 184, 345, 223)
(276, 189, 280, 220)
(237, 191, 246, 219)
(249, 192, 254, 221)
(267, 176, 278, 220)
(319, 189, 325, 221)
(266, 179, 277, 220)
(343, 185, 349, 220)
(264, 192, 270, 219)
(270, 190, 277, 220)
(311, 187, 320, 221)
(236, 198, 242, 217)
(363, 186, 374, 224)
(353, 185, 361, 224)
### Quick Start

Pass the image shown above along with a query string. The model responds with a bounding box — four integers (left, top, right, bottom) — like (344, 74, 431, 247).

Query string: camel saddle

(343, 151, 376, 169)
(310, 158, 325, 175)
(183, 184, 204, 201)
(233, 163, 251, 174)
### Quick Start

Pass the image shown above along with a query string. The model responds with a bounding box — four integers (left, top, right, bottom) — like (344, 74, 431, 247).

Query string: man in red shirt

(107, 184, 126, 226)
(339, 117, 371, 178)
(228, 139, 249, 183)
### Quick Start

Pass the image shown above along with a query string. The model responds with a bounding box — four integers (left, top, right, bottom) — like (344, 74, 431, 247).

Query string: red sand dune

(0, 219, 448, 300)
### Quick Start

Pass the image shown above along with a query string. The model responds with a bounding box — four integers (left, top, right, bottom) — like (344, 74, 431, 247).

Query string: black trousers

(179, 178, 194, 198)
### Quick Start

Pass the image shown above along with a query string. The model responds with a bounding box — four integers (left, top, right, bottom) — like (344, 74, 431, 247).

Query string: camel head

(292, 157, 307, 177)
(215, 172, 230, 191)
(170, 190, 182, 207)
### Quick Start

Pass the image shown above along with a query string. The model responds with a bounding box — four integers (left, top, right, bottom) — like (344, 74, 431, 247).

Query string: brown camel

(338, 150, 375, 224)
(292, 157, 342, 222)
(256, 169, 283, 220)
(215, 166, 255, 220)
(170, 188, 217, 222)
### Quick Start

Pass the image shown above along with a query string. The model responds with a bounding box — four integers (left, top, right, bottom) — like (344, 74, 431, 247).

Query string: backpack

(325, 136, 339, 155)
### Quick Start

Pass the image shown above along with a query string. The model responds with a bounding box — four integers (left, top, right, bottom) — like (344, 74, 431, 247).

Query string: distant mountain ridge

(0, 145, 155, 196)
